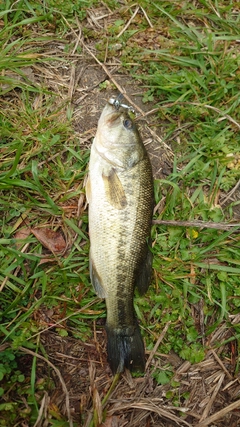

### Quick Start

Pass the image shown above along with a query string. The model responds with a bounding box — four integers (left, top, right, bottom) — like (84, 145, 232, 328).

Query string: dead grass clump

(20, 313, 239, 427)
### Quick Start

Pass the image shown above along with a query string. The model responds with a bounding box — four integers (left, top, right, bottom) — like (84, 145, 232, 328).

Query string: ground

(1, 2, 240, 427)
(11, 58, 240, 427)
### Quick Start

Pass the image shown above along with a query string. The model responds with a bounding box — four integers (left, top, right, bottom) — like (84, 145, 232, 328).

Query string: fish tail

(106, 323, 145, 374)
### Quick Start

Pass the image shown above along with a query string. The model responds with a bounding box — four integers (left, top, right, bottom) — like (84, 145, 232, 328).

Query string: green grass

(0, 0, 240, 425)
(0, 2, 100, 425)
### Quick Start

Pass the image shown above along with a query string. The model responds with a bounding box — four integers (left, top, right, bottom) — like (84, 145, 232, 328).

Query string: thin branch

(221, 179, 240, 204)
(211, 349, 232, 380)
(145, 321, 171, 370)
(117, 6, 139, 38)
(142, 102, 240, 130)
(152, 219, 240, 231)
(61, 15, 145, 115)
(141, 7, 154, 28)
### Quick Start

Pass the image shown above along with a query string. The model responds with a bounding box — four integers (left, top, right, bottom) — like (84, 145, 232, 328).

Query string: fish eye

(123, 118, 133, 130)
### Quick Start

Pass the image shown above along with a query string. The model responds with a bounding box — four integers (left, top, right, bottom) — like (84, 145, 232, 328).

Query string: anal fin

(89, 257, 107, 298)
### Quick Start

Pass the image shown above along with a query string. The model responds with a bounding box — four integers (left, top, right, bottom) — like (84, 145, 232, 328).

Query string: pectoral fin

(135, 245, 153, 295)
(89, 256, 107, 298)
(102, 168, 127, 210)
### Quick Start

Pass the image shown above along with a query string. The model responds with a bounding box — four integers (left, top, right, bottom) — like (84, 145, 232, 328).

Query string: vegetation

(0, 0, 239, 425)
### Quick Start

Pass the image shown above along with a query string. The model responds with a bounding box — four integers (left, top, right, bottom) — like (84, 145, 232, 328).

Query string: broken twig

(152, 219, 240, 231)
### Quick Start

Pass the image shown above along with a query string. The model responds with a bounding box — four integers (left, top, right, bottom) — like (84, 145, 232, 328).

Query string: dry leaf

(14, 227, 31, 241)
(31, 227, 66, 253)
(39, 257, 56, 265)
(14, 227, 31, 249)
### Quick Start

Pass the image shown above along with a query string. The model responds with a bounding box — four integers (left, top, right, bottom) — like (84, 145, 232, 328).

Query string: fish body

(86, 101, 153, 373)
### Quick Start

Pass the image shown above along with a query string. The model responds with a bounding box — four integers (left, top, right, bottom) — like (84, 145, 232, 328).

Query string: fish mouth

(101, 102, 127, 127)
(106, 111, 122, 125)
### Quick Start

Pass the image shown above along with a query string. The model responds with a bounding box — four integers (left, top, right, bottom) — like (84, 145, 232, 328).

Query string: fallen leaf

(14, 227, 31, 241)
(14, 227, 31, 249)
(39, 257, 56, 265)
(31, 227, 66, 253)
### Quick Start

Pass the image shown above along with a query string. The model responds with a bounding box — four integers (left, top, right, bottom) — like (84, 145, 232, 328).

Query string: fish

(86, 99, 154, 374)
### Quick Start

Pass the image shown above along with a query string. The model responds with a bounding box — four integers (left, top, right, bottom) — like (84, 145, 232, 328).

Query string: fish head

(94, 101, 146, 168)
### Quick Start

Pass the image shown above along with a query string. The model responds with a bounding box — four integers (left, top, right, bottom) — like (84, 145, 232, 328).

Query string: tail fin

(106, 323, 145, 374)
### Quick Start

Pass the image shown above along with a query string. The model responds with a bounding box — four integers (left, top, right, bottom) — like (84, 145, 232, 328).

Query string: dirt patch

(72, 59, 174, 180)
(19, 317, 240, 427)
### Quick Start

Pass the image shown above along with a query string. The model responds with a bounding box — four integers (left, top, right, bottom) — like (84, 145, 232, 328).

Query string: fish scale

(86, 100, 153, 373)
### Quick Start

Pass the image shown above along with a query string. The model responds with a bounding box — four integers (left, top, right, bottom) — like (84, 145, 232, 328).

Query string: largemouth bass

(86, 99, 153, 373)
